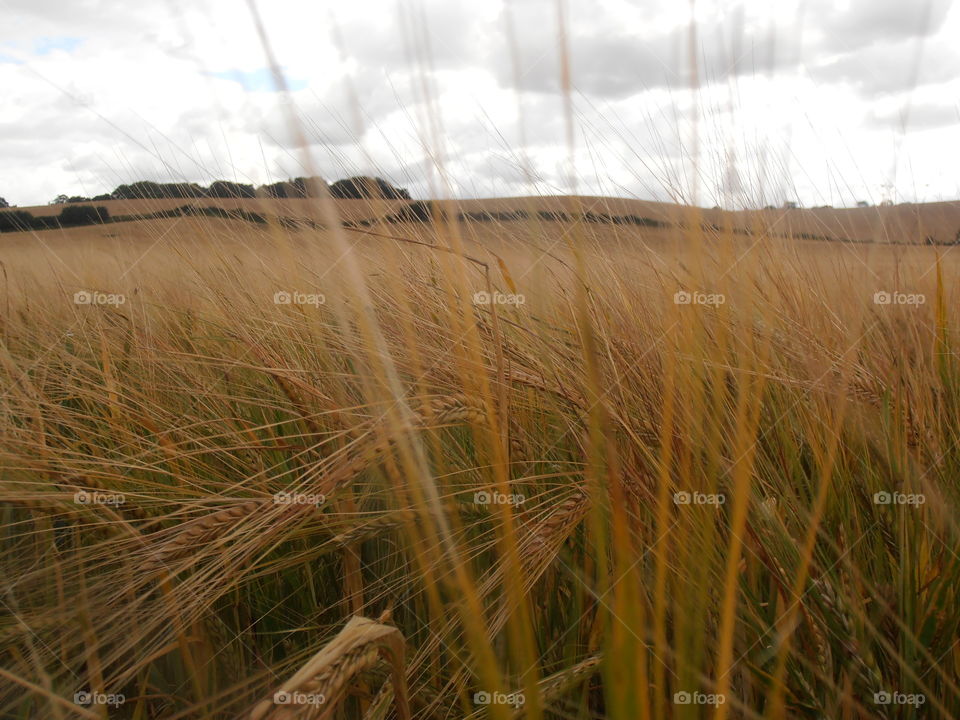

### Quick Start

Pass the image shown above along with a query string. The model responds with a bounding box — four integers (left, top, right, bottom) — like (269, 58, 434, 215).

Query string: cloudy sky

(1, 0, 957, 208)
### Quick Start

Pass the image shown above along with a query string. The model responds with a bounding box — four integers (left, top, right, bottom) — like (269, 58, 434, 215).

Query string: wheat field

(1, 195, 958, 718)
(3, 0, 960, 715)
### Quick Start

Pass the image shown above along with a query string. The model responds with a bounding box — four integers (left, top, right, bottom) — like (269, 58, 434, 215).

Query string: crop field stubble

(2, 2, 960, 720)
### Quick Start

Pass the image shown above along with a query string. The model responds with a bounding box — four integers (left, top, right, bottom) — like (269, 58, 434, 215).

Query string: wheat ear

(461, 653, 602, 719)
(331, 510, 415, 547)
(522, 489, 589, 566)
(416, 394, 527, 462)
(249, 614, 409, 720)
(142, 500, 267, 576)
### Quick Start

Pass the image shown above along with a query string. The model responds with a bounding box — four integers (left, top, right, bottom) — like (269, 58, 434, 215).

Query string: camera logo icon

(474, 491, 491, 505)
(274, 291, 292, 304)
(74, 691, 92, 705)
(474, 691, 491, 705)
(873, 291, 891, 305)
(74, 290, 93, 305)
(674, 691, 692, 704)
(473, 291, 491, 304)
(873, 491, 892, 505)
(874, 691, 891, 704)
(274, 691, 292, 704)
(673, 491, 691, 505)
(674, 290, 692, 305)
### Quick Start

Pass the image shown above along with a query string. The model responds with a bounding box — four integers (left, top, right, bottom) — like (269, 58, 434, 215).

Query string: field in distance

(10, 194, 960, 244)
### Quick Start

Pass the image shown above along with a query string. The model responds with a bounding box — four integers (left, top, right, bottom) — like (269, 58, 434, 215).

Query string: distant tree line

(28, 175, 412, 205)
(0, 174, 408, 234)
(0, 205, 110, 233)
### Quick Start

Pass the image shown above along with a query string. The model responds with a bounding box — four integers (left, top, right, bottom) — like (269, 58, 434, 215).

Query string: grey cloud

(238, 66, 424, 152)
(492, 20, 801, 99)
(243, 94, 362, 152)
(488, 0, 954, 100)
(818, 0, 952, 50)
(472, 153, 538, 186)
(809, 37, 959, 95)
(336, 0, 490, 73)
(0, 98, 120, 143)
(319, 69, 419, 130)
(0, 0, 165, 49)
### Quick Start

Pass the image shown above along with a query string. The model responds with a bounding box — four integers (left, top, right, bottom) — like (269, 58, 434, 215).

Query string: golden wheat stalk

(521, 489, 589, 567)
(365, 487, 593, 720)
(415, 393, 528, 462)
(236, 335, 334, 438)
(249, 614, 410, 720)
(331, 510, 415, 547)
(418, 394, 488, 425)
(750, 497, 882, 694)
(142, 500, 267, 576)
(141, 436, 384, 581)
(506, 367, 587, 409)
(459, 653, 602, 720)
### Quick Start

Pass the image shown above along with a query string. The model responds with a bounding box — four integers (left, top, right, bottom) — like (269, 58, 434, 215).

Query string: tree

(259, 180, 295, 199)
(52, 194, 69, 205)
(258, 177, 315, 199)
(0, 197, 8, 209)
(208, 180, 256, 199)
(329, 176, 410, 200)
(111, 181, 206, 200)
(0, 210, 35, 232)
(58, 205, 110, 226)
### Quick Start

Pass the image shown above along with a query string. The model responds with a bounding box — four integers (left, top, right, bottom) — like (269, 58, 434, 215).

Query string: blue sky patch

(208, 67, 307, 93)
(34, 36, 83, 55)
